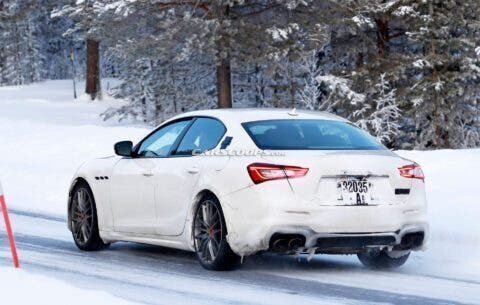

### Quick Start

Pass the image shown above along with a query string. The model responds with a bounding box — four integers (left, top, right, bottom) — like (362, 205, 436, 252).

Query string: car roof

(172, 108, 348, 124)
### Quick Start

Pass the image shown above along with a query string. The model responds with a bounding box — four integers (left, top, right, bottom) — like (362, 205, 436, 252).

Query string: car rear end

(219, 115, 428, 258)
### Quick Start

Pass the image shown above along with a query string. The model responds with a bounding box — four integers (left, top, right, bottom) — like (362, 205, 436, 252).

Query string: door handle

(188, 167, 199, 174)
(142, 172, 154, 177)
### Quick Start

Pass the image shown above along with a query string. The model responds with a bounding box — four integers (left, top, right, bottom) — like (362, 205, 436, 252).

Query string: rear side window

(242, 119, 384, 150)
(175, 118, 226, 155)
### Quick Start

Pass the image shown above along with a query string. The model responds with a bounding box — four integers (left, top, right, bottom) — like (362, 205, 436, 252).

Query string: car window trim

(133, 118, 194, 158)
(168, 117, 199, 157)
(171, 116, 227, 157)
(133, 116, 227, 159)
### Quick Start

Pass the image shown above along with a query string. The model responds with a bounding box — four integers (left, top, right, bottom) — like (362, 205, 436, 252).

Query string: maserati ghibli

(68, 109, 428, 270)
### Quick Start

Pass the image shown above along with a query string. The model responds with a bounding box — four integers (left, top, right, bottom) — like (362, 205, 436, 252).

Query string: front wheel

(358, 250, 410, 269)
(70, 182, 109, 251)
(193, 195, 240, 270)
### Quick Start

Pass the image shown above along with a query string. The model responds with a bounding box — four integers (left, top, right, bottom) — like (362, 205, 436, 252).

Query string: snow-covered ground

(0, 267, 140, 305)
(0, 80, 479, 304)
(397, 149, 480, 280)
(0, 80, 148, 215)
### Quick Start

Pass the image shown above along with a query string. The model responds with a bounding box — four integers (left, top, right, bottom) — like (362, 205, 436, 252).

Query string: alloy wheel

(194, 200, 223, 263)
(71, 188, 94, 246)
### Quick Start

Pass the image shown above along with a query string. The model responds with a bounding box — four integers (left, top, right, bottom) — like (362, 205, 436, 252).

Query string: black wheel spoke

(210, 210, 219, 224)
(211, 238, 219, 253)
(210, 218, 220, 229)
(201, 238, 209, 259)
(194, 225, 208, 232)
(207, 240, 216, 261)
(74, 221, 82, 235)
(198, 219, 209, 229)
(195, 232, 208, 240)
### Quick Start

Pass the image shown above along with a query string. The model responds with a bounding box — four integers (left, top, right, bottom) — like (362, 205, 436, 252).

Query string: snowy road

(1, 209, 478, 305)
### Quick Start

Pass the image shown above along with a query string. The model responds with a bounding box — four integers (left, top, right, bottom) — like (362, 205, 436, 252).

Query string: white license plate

(338, 179, 370, 205)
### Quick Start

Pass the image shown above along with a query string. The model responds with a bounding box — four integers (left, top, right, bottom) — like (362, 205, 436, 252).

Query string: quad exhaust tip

(270, 234, 306, 253)
(269, 231, 425, 254)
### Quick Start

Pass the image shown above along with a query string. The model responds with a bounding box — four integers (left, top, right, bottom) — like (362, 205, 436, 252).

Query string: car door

(152, 117, 227, 236)
(110, 119, 192, 234)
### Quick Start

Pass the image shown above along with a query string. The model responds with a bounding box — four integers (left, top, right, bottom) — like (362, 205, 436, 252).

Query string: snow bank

(0, 80, 148, 215)
(0, 267, 139, 305)
(397, 149, 480, 241)
(396, 149, 480, 280)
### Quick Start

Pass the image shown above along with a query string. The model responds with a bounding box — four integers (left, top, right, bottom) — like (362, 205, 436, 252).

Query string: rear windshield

(242, 119, 385, 150)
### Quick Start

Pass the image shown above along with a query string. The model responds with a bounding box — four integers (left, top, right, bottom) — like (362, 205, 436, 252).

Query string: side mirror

(114, 141, 133, 157)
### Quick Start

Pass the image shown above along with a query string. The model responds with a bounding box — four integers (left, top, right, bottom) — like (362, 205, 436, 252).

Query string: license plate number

(338, 179, 370, 205)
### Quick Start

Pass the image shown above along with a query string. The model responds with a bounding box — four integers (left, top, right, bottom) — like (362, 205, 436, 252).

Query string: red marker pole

(0, 181, 20, 268)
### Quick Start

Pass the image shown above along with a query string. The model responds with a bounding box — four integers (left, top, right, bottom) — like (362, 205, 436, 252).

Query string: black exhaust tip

(269, 233, 306, 253)
(394, 232, 425, 250)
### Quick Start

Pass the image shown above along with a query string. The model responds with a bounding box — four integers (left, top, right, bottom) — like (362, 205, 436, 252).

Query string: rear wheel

(193, 195, 240, 270)
(70, 182, 109, 251)
(358, 250, 410, 269)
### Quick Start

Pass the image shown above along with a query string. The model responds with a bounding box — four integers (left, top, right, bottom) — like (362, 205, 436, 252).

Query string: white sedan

(68, 109, 428, 270)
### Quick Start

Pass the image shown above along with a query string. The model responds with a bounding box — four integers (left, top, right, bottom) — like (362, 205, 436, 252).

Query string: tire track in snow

(0, 210, 474, 305)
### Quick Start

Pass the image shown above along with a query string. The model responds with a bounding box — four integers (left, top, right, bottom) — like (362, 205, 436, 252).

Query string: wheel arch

(186, 189, 231, 249)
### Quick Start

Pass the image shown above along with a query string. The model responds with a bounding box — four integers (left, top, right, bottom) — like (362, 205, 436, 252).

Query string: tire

(70, 182, 109, 251)
(357, 250, 410, 269)
(193, 195, 240, 271)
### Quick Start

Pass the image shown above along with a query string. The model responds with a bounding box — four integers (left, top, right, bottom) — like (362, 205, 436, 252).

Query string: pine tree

(405, 0, 480, 148)
(354, 73, 401, 146)
(298, 50, 321, 111)
(0, 0, 74, 85)
(1, 0, 478, 149)
(59, 0, 330, 116)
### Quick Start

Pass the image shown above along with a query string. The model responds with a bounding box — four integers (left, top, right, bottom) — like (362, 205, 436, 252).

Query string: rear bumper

(266, 223, 428, 254)
(221, 184, 428, 256)
(226, 220, 428, 256)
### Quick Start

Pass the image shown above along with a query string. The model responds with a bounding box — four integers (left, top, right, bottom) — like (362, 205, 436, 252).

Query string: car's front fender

(68, 156, 121, 232)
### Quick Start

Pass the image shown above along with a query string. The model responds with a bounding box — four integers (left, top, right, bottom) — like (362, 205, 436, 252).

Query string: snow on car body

(68, 108, 428, 270)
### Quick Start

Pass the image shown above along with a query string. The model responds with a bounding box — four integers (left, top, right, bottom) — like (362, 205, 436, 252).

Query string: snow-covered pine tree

(406, 0, 480, 148)
(298, 50, 321, 111)
(306, 1, 410, 123)
(0, 0, 37, 85)
(63, 0, 330, 122)
(53, 0, 105, 100)
(23, 2, 48, 83)
(0, 0, 76, 86)
(354, 73, 401, 147)
(315, 74, 366, 117)
(1, 0, 476, 150)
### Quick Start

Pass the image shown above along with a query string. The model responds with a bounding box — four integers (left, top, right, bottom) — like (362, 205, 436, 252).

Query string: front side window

(243, 119, 385, 150)
(137, 120, 191, 157)
(175, 118, 226, 155)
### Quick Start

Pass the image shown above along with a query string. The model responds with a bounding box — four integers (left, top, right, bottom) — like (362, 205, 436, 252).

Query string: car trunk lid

(261, 150, 412, 206)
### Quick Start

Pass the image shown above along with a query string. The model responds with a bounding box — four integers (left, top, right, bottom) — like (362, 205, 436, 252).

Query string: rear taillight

(247, 163, 309, 184)
(398, 164, 425, 181)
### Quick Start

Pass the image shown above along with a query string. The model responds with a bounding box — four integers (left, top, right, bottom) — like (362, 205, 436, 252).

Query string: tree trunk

(356, 52, 364, 68)
(215, 4, 232, 109)
(85, 38, 100, 100)
(171, 64, 178, 113)
(288, 64, 296, 108)
(375, 19, 389, 56)
(216, 58, 232, 108)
